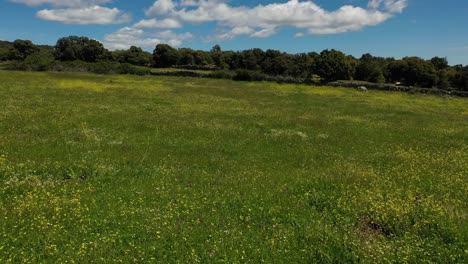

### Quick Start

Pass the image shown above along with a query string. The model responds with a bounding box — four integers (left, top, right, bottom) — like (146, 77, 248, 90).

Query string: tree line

(0, 36, 467, 91)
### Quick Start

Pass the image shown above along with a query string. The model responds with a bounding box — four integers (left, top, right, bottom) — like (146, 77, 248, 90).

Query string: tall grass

(0, 71, 467, 263)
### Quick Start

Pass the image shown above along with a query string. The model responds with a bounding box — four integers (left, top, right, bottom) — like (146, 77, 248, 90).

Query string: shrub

(23, 50, 56, 71)
(173, 64, 219, 71)
(208, 70, 235, 79)
(233, 69, 266, 81)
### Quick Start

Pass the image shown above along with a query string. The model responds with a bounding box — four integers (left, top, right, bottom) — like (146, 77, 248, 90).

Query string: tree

(23, 50, 55, 71)
(292, 53, 314, 78)
(313, 49, 356, 81)
(210, 44, 221, 53)
(153, 44, 180, 67)
(236, 50, 260, 71)
(9, 39, 39, 60)
(261, 49, 291, 76)
(450, 66, 468, 91)
(193, 50, 213, 66)
(179, 48, 195, 65)
(210, 44, 225, 69)
(430, 57, 449, 71)
(355, 54, 386, 83)
(0, 41, 12, 60)
(55, 36, 106, 62)
(436, 69, 451, 89)
(113, 46, 151, 66)
(388, 57, 438, 87)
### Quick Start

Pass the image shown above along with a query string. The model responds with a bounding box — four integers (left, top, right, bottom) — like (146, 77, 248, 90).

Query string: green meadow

(0, 71, 467, 263)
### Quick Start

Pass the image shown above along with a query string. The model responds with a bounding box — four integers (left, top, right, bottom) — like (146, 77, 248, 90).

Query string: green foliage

(22, 50, 56, 71)
(12, 39, 40, 60)
(233, 69, 266, 81)
(153, 44, 180, 68)
(355, 54, 387, 83)
(313, 49, 357, 81)
(0, 71, 466, 262)
(208, 70, 235, 79)
(388, 57, 438, 87)
(2, 36, 467, 92)
(210, 44, 226, 69)
(430, 56, 449, 71)
(118, 63, 151, 76)
(261, 49, 290, 76)
(234, 49, 262, 71)
(112, 46, 151, 66)
(0, 41, 13, 61)
(22, 60, 151, 76)
(437, 69, 451, 89)
(55, 36, 106, 62)
(450, 66, 468, 91)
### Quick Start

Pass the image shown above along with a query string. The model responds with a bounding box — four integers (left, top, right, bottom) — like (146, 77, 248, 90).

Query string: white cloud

(145, 0, 177, 16)
(250, 28, 276, 38)
(133, 18, 182, 29)
(142, 0, 408, 41)
(368, 0, 408, 13)
(102, 27, 193, 50)
(9, 0, 112, 7)
(11, 0, 130, 25)
(294, 32, 305, 38)
(37, 5, 130, 24)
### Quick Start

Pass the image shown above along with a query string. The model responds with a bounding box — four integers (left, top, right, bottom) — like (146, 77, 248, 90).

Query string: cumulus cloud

(250, 28, 277, 38)
(37, 6, 130, 24)
(103, 0, 408, 51)
(133, 18, 182, 29)
(368, 0, 407, 13)
(11, 0, 130, 25)
(102, 27, 193, 50)
(140, 0, 408, 40)
(9, 0, 112, 7)
(145, 0, 177, 16)
(15, 0, 409, 49)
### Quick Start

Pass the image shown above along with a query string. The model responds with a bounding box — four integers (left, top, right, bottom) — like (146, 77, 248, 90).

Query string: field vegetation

(0, 71, 467, 262)
(1, 37, 468, 92)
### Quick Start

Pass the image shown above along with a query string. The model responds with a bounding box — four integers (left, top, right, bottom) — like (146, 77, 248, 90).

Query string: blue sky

(1, 0, 467, 65)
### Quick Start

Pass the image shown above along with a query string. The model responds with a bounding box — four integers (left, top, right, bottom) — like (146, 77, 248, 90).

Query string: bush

(23, 51, 56, 71)
(173, 64, 218, 71)
(233, 69, 266, 81)
(6, 59, 151, 77)
(208, 70, 235, 79)
(118, 63, 151, 76)
(4, 50, 56, 71)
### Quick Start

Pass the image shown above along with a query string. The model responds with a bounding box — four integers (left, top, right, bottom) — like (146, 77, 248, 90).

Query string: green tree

(113, 46, 151, 66)
(355, 54, 386, 83)
(153, 44, 180, 68)
(210, 44, 225, 69)
(288, 53, 313, 78)
(388, 57, 438, 87)
(430, 57, 449, 71)
(450, 66, 468, 91)
(235, 50, 260, 71)
(23, 50, 55, 71)
(55, 36, 106, 62)
(261, 49, 291, 76)
(193, 50, 213, 66)
(9, 39, 39, 60)
(179, 48, 195, 65)
(0, 47, 9, 61)
(314, 49, 356, 81)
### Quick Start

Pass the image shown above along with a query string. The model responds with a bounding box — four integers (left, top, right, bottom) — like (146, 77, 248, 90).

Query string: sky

(0, 0, 467, 65)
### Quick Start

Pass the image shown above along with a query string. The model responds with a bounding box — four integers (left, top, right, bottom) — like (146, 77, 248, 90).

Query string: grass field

(0, 71, 467, 263)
